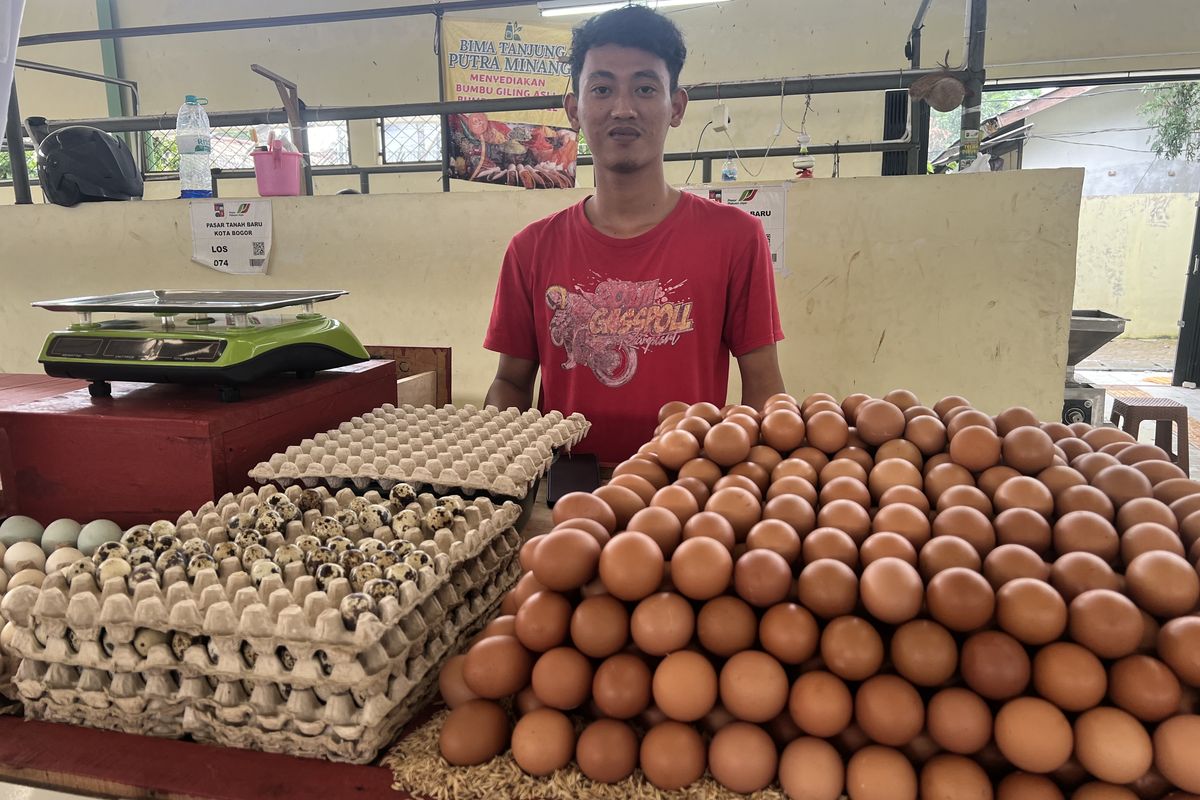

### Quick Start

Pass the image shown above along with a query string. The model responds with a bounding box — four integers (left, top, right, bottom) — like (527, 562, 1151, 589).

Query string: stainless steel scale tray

(32, 290, 347, 315)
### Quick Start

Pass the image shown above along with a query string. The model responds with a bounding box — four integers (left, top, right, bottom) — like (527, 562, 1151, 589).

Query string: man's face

(565, 44, 687, 175)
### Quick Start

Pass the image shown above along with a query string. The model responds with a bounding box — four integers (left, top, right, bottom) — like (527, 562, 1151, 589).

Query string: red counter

(0, 361, 396, 526)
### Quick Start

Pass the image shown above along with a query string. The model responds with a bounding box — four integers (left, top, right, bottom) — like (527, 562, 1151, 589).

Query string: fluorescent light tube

(539, 0, 731, 18)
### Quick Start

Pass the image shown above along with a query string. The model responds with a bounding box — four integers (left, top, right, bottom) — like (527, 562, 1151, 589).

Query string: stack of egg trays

(248, 404, 590, 500)
(1, 487, 522, 760)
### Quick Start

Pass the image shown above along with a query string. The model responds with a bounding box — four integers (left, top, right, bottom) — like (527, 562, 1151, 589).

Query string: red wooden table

(0, 715, 412, 799)
(0, 361, 396, 526)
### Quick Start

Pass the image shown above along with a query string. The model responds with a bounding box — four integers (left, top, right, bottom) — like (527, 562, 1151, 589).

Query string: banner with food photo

(441, 19, 578, 188)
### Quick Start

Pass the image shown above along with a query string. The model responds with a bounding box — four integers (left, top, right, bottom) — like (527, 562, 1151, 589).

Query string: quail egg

(234, 529, 264, 550)
(154, 535, 181, 555)
(99, 628, 116, 657)
(306, 546, 337, 569)
(348, 497, 371, 515)
(294, 534, 322, 555)
(227, 512, 255, 532)
(206, 638, 220, 665)
(250, 559, 282, 587)
(241, 544, 271, 570)
(170, 631, 196, 661)
(339, 592, 377, 631)
(275, 501, 300, 523)
(213, 541, 241, 562)
(156, 549, 187, 572)
(359, 504, 392, 532)
(92, 541, 130, 567)
(149, 520, 177, 538)
(389, 483, 417, 507)
(182, 538, 212, 559)
(265, 493, 289, 509)
(423, 507, 454, 532)
(276, 645, 296, 671)
(363, 577, 399, 602)
(384, 563, 417, 584)
(130, 563, 160, 585)
(315, 649, 334, 676)
(326, 536, 353, 556)
(350, 562, 383, 591)
(121, 526, 154, 549)
(186, 553, 218, 580)
(439, 496, 467, 516)
(98, 557, 132, 584)
(405, 550, 433, 570)
(335, 508, 359, 529)
(255, 510, 285, 534)
(392, 540, 416, 557)
(298, 489, 323, 512)
(128, 546, 156, 566)
(357, 538, 386, 556)
(240, 640, 258, 668)
(371, 551, 401, 571)
(393, 509, 421, 530)
(61, 558, 95, 582)
(273, 543, 305, 568)
(339, 548, 368, 571)
(312, 516, 343, 541)
(279, 682, 292, 700)
(133, 627, 169, 657)
(66, 628, 82, 653)
(246, 505, 264, 521)
(313, 562, 346, 591)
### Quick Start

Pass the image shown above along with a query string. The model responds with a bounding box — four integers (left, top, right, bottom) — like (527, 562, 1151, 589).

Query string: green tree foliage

(927, 89, 1053, 169)
(0, 147, 37, 181)
(1141, 82, 1200, 161)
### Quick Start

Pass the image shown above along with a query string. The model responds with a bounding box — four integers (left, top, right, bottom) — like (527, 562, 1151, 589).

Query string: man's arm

(484, 354, 539, 410)
(737, 343, 786, 410)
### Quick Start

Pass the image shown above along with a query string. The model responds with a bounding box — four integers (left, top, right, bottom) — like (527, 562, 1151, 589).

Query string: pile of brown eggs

(434, 391, 1200, 800)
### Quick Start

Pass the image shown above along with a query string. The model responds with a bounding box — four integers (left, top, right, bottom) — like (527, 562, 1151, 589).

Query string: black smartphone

(547, 452, 600, 506)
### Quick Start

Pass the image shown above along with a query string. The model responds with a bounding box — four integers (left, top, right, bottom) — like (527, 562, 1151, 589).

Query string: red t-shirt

(483, 191, 784, 465)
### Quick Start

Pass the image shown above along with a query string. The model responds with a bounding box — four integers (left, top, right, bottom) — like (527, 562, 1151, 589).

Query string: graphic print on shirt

(544, 275, 695, 388)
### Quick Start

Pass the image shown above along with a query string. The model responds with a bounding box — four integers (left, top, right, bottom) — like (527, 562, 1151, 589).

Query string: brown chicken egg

(995, 405, 1040, 434)
(719, 650, 789, 723)
(779, 737, 845, 800)
(626, 506, 683, 558)
(820, 475, 872, 507)
(937, 484, 995, 517)
(439, 699, 511, 765)
(906, 415, 949, 456)
(931, 505, 996, 555)
(1136, 459, 1188, 485)
(592, 484, 645, 530)
(677, 475, 715, 506)
(920, 754, 993, 800)
(598, 532, 664, 601)
(614, 457, 670, 489)
(1034, 642, 1107, 711)
(747, 444, 784, 473)
(875, 439, 924, 469)
(855, 674, 924, 746)
(1074, 706, 1153, 785)
(820, 615, 884, 681)
(723, 413, 761, 443)
(919, 535, 983, 581)
(995, 697, 1074, 773)
(1070, 589, 1144, 659)
(846, 745, 918, 800)
(532, 528, 601, 591)
(978, 465, 1022, 499)
(703, 422, 752, 467)
(803, 527, 860, 567)
(511, 707, 574, 776)
(592, 653, 652, 719)
(439, 654, 480, 708)
(961, 630, 1030, 700)
(1153, 714, 1200, 793)
(879, 484, 933, 513)
(927, 688, 991, 754)
(759, 603, 818, 664)
(1109, 654, 1182, 721)
(530, 647, 593, 710)
(994, 475, 1055, 516)
(761, 409, 807, 452)
(705, 487, 762, 541)
(1050, 551, 1122, 600)
(681, 510, 737, 551)
(1082, 425, 1135, 449)
(654, 430, 700, 471)
(697, 595, 758, 656)
(860, 532, 919, 566)
(806, 410, 851, 454)
(1040, 464, 1088, 496)
(868, 458, 923, 503)
(947, 409, 997, 438)
(1121, 521, 1186, 565)
(677, 457, 722, 489)
(891, 619, 958, 686)
(570, 594, 629, 658)
(675, 414, 712, 443)
(927, 567, 995, 632)
(551, 491, 617, 533)
(996, 773, 1065, 800)
(1053, 510, 1120, 562)
(652, 650, 719, 722)
(834, 446, 876, 474)
(670, 536, 733, 600)
(860, 557, 923, 623)
(788, 671, 853, 738)
(949, 425, 1003, 472)
(1092, 464, 1154, 508)
(709, 722, 778, 794)
(1158, 616, 1200, 685)
(820, 458, 869, 486)
(1116, 496, 1178, 531)
(1125, 550, 1200, 617)
(1003, 425, 1056, 474)
(816, 498, 872, 542)
(798, 558, 859, 618)
(575, 719, 638, 784)
(746, 519, 802, 563)
(996, 576, 1067, 644)
(855, 400, 906, 446)
(463, 634, 533, 698)
(631, 592, 694, 656)
(766, 475, 820, 505)
(994, 507, 1053, 552)
(659, 401, 689, 422)
(640, 721, 707, 791)
(650, 484, 700, 524)
(1073, 452, 1121, 482)
(984, 543, 1051, 588)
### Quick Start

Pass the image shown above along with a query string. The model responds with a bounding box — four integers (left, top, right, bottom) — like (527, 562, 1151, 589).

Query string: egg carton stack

(249, 404, 590, 500)
(1, 483, 523, 762)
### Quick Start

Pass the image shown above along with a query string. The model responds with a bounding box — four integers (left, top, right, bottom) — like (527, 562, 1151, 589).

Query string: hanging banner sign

(684, 185, 790, 277)
(189, 199, 273, 275)
(440, 19, 578, 188)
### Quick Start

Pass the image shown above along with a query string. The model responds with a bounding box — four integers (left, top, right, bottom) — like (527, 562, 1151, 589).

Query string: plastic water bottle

(721, 154, 738, 182)
(176, 94, 212, 198)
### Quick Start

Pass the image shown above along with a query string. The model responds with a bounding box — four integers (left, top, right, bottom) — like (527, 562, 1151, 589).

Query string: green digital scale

(34, 290, 370, 401)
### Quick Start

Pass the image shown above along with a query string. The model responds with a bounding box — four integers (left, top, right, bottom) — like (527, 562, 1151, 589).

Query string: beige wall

(1074, 193, 1195, 339)
(0, 169, 1083, 419)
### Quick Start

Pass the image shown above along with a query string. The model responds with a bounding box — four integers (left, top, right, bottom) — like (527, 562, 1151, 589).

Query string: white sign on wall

(189, 199, 273, 275)
(684, 184, 789, 277)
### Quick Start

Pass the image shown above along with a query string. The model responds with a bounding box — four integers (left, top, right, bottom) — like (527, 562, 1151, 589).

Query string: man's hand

(484, 354, 539, 410)
(737, 344, 786, 410)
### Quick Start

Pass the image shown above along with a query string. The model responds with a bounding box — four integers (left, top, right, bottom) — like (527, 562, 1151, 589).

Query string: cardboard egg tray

(1, 485, 522, 761)
(248, 404, 590, 499)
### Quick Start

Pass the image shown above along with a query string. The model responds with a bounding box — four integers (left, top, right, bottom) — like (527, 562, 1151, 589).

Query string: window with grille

(0, 139, 37, 182)
(381, 115, 442, 163)
(143, 120, 351, 173)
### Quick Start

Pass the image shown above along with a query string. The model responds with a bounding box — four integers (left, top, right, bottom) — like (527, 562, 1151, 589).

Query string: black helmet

(36, 125, 143, 206)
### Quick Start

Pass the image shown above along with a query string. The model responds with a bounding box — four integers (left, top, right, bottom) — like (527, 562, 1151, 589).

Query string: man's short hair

(569, 5, 687, 94)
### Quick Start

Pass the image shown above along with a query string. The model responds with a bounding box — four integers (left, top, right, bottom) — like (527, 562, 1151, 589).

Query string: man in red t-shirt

(483, 5, 785, 464)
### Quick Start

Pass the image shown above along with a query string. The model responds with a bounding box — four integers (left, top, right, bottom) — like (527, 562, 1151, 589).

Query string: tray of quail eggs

(248, 403, 589, 500)
(183, 551, 521, 764)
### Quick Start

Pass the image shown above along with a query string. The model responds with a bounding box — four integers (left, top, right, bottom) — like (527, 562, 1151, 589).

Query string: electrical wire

(722, 126, 781, 178)
(684, 120, 712, 184)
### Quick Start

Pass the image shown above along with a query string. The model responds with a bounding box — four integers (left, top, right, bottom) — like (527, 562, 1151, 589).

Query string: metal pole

(434, 12, 452, 193)
(296, 100, 314, 196)
(359, 171, 370, 194)
(5, 80, 33, 204)
(958, 0, 988, 168)
(702, 158, 713, 183)
(905, 0, 932, 175)
(210, 168, 220, 198)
